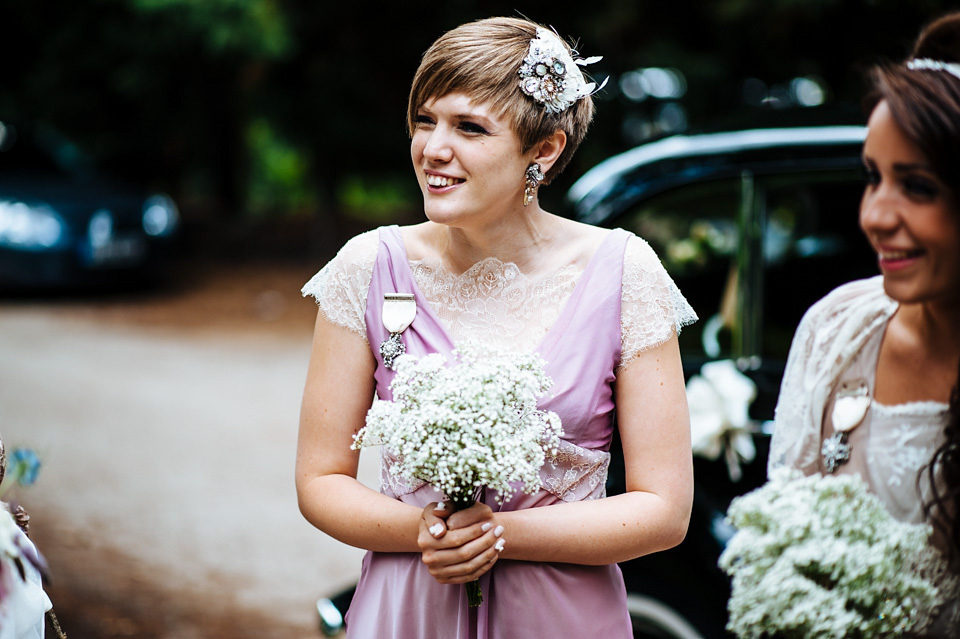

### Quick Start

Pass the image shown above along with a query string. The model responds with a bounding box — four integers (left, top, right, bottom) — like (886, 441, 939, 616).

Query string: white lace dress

(770, 276, 959, 634)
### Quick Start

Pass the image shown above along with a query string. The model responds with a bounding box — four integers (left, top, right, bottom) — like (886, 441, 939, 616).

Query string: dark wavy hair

(865, 11, 960, 561)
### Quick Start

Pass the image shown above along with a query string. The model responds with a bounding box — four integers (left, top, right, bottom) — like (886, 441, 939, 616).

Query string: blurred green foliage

(338, 175, 418, 225)
(0, 0, 956, 254)
(245, 118, 316, 218)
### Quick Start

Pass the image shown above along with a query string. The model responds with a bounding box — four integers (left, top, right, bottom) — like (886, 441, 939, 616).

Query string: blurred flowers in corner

(719, 469, 958, 638)
(686, 360, 757, 481)
(0, 438, 62, 639)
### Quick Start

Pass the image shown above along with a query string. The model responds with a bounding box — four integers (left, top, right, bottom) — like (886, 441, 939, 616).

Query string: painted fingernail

(429, 523, 444, 537)
(494, 538, 505, 552)
(494, 525, 504, 538)
(481, 523, 492, 532)
(435, 501, 446, 511)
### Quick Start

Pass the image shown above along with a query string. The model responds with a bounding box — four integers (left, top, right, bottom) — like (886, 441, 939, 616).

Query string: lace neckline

(408, 255, 580, 287)
(872, 398, 949, 415)
(394, 227, 621, 353)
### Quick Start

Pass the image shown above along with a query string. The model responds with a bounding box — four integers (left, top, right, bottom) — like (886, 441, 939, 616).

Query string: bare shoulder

(552, 217, 616, 267)
(397, 222, 437, 261)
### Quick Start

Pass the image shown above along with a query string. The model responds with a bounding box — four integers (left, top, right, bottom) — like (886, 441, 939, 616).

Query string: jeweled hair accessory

(906, 58, 960, 81)
(518, 28, 605, 114)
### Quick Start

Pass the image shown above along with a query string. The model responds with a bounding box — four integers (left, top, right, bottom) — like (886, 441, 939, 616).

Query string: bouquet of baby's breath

(352, 344, 563, 606)
(719, 469, 957, 639)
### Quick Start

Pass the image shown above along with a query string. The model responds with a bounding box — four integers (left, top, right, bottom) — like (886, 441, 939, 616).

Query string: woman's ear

(533, 130, 567, 175)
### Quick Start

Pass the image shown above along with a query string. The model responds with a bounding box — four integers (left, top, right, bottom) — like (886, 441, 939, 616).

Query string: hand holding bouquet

(719, 469, 957, 639)
(352, 344, 563, 605)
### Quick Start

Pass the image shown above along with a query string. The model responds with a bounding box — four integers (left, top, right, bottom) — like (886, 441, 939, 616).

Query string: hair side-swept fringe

(406, 17, 595, 185)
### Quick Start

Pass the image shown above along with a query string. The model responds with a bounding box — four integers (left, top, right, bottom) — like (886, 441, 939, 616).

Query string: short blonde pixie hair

(407, 17, 596, 185)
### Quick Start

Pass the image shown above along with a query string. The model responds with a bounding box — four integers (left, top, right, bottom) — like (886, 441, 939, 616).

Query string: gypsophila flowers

(718, 468, 958, 639)
(352, 344, 562, 607)
(353, 344, 563, 508)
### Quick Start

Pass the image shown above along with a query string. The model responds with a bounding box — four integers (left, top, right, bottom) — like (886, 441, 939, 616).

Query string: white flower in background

(686, 360, 756, 481)
(0, 507, 51, 639)
(719, 469, 957, 639)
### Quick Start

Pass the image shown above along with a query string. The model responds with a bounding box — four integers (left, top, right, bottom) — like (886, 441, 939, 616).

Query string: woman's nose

(422, 127, 454, 163)
(859, 187, 900, 234)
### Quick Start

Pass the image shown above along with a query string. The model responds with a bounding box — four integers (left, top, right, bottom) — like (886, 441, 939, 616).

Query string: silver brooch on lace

(380, 293, 417, 369)
(822, 379, 870, 473)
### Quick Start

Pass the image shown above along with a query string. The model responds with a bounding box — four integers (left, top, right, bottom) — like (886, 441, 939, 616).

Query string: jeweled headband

(906, 58, 960, 81)
(518, 28, 605, 114)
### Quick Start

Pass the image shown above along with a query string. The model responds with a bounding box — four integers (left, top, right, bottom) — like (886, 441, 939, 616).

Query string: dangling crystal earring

(523, 163, 545, 206)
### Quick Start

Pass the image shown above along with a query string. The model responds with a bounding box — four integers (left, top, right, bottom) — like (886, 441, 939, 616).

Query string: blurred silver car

(0, 121, 179, 291)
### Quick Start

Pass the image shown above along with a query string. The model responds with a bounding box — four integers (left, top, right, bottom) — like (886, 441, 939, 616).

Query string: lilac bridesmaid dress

(347, 226, 633, 638)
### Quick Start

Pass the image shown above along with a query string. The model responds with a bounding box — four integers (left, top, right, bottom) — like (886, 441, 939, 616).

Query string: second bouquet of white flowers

(352, 345, 564, 606)
(719, 468, 958, 639)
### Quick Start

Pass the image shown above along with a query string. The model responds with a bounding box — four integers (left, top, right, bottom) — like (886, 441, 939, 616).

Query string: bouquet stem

(466, 579, 483, 607)
(450, 491, 484, 608)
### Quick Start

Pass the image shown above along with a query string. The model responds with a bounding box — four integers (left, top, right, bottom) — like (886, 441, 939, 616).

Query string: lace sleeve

(619, 234, 698, 369)
(767, 302, 822, 473)
(301, 228, 379, 342)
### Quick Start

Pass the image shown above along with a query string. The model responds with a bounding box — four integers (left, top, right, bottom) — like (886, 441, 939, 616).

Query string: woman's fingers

(420, 521, 505, 583)
(420, 501, 451, 541)
(445, 501, 493, 530)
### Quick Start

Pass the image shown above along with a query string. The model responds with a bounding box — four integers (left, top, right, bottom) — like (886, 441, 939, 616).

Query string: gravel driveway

(0, 261, 377, 638)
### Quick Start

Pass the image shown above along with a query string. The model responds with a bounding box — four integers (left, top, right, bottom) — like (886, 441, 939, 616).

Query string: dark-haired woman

(769, 11, 960, 635)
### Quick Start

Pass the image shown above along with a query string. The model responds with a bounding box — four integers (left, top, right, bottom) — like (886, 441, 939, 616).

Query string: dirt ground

(2, 258, 362, 639)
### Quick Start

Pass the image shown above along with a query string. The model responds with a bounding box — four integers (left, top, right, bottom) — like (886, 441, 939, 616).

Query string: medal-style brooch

(821, 379, 870, 473)
(379, 293, 417, 369)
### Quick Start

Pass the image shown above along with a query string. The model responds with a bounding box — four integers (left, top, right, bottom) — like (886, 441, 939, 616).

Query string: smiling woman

(768, 10, 960, 638)
(296, 15, 697, 639)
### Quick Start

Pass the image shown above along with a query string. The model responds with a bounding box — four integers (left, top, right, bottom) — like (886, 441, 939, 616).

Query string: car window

(611, 169, 877, 372)
(0, 122, 81, 176)
(758, 172, 878, 360)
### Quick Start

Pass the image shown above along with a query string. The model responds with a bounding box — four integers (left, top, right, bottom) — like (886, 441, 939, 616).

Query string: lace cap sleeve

(301, 228, 379, 341)
(620, 234, 698, 369)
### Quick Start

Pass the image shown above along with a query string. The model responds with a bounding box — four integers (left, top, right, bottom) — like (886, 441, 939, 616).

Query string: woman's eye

(459, 121, 489, 135)
(414, 114, 435, 127)
(859, 165, 879, 186)
(904, 176, 938, 199)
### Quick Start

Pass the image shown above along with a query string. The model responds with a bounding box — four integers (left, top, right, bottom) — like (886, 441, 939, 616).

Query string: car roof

(568, 126, 867, 225)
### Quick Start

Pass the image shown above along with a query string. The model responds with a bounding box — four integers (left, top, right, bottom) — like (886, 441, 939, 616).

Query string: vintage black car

(313, 125, 880, 638)
(0, 121, 179, 291)
(568, 125, 878, 638)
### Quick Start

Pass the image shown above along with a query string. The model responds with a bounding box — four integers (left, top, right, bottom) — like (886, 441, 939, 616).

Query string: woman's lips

(877, 248, 924, 270)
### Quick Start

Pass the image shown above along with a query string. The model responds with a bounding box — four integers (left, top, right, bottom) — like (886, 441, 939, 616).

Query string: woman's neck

(903, 297, 960, 345)
(895, 298, 960, 374)
(876, 299, 960, 405)
(429, 208, 565, 275)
